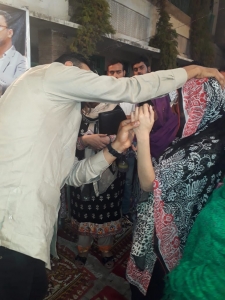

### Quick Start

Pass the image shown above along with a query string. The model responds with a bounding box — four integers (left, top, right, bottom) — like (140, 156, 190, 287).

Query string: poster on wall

(0, 4, 30, 95)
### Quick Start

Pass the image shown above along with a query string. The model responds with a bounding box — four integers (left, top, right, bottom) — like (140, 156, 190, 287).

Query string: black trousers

(130, 259, 166, 300)
(0, 246, 48, 300)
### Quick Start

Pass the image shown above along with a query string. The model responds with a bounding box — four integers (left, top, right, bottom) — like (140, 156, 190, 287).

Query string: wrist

(107, 142, 123, 159)
(193, 65, 201, 78)
(184, 65, 200, 80)
(136, 132, 150, 142)
(111, 141, 124, 154)
(81, 135, 88, 147)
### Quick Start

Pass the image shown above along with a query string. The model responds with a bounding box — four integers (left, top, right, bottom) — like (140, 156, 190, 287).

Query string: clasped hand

(83, 105, 154, 154)
(111, 104, 154, 153)
(82, 134, 110, 151)
(131, 104, 155, 140)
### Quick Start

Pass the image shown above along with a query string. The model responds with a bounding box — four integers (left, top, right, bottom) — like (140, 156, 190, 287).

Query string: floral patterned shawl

(126, 78, 225, 295)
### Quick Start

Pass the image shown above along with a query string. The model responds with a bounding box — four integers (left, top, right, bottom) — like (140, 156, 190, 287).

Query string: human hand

(131, 104, 154, 140)
(197, 67, 224, 87)
(111, 119, 139, 153)
(99, 136, 111, 146)
(82, 134, 109, 151)
(183, 65, 225, 88)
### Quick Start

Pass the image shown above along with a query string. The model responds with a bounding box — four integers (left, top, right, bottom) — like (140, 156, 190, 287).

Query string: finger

(135, 106, 139, 121)
(149, 106, 155, 124)
(99, 136, 109, 142)
(202, 68, 225, 88)
(94, 139, 105, 148)
(118, 119, 131, 131)
(120, 119, 131, 126)
(149, 105, 154, 118)
(101, 141, 109, 147)
(103, 137, 111, 144)
(143, 103, 150, 116)
(139, 105, 145, 116)
(99, 134, 107, 137)
(131, 111, 135, 123)
(119, 121, 140, 133)
(100, 141, 107, 148)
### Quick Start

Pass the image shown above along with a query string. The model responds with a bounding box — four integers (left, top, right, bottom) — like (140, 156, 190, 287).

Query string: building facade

(0, 0, 224, 72)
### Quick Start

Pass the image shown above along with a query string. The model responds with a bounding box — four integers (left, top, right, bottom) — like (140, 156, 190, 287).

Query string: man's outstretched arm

(44, 64, 224, 105)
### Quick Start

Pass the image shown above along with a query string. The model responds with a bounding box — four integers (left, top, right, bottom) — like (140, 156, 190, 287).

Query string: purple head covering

(150, 94, 178, 159)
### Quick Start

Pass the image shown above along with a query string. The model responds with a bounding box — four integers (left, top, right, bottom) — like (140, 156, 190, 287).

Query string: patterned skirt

(70, 172, 125, 238)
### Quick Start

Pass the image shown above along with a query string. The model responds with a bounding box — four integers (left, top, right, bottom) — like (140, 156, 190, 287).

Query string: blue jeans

(122, 156, 135, 214)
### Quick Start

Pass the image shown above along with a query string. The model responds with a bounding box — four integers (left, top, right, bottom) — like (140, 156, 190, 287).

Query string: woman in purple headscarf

(128, 92, 180, 298)
(131, 92, 179, 213)
(148, 93, 179, 159)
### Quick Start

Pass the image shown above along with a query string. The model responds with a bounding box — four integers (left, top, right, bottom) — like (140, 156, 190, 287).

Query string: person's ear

(123, 70, 126, 77)
(64, 61, 73, 66)
(8, 29, 13, 38)
(147, 66, 151, 73)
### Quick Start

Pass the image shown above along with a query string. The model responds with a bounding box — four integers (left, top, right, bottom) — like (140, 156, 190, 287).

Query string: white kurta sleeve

(65, 150, 109, 187)
(43, 63, 187, 104)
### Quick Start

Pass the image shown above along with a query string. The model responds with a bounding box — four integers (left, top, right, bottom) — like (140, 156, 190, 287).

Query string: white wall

(116, 0, 158, 38)
(107, 0, 158, 46)
(0, 0, 69, 20)
(114, 0, 152, 18)
(170, 15, 190, 39)
(116, 0, 191, 39)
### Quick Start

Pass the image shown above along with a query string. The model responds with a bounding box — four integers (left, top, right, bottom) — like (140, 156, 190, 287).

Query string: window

(168, 0, 190, 15)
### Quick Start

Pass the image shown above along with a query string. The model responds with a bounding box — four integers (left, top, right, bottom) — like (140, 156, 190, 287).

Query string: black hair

(54, 52, 92, 70)
(219, 66, 225, 72)
(183, 60, 205, 67)
(0, 10, 13, 29)
(107, 58, 125, 71)
(139, 100, 154, 107)
(131, 56, 151, 69)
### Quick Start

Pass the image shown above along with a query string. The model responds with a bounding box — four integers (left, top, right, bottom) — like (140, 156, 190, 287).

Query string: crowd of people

(0, 51, 224, 300)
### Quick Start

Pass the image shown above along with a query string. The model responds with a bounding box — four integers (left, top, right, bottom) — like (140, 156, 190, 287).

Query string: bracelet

(107, 143, 122, 158)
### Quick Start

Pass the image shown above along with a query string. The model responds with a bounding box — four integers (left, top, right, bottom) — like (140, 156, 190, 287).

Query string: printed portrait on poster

(0, 4, 29, 95)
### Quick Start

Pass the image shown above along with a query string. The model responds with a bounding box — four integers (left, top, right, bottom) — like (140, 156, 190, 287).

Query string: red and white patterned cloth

(127, 78, 225, 295)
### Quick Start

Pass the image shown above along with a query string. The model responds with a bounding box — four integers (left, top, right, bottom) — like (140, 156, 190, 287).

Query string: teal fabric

(163, 182, 225, 299)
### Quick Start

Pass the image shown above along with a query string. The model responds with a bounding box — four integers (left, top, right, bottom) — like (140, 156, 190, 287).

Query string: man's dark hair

(219, 66, 225, 72)
(55, 53, 92, 70)
(131, 56, 151, 69)
(183, 60, 205, 67)
(107, 58, 125, 71)
(0, 10, 13, 28)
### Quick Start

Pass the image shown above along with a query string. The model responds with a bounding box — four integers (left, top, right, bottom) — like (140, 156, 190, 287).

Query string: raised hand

(183, 65, 225, 88)
(197, 67, 224, 87)
(131, 104, 155, 140)
(111, 119, 139, 153)
(130, 104, 155, 192)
